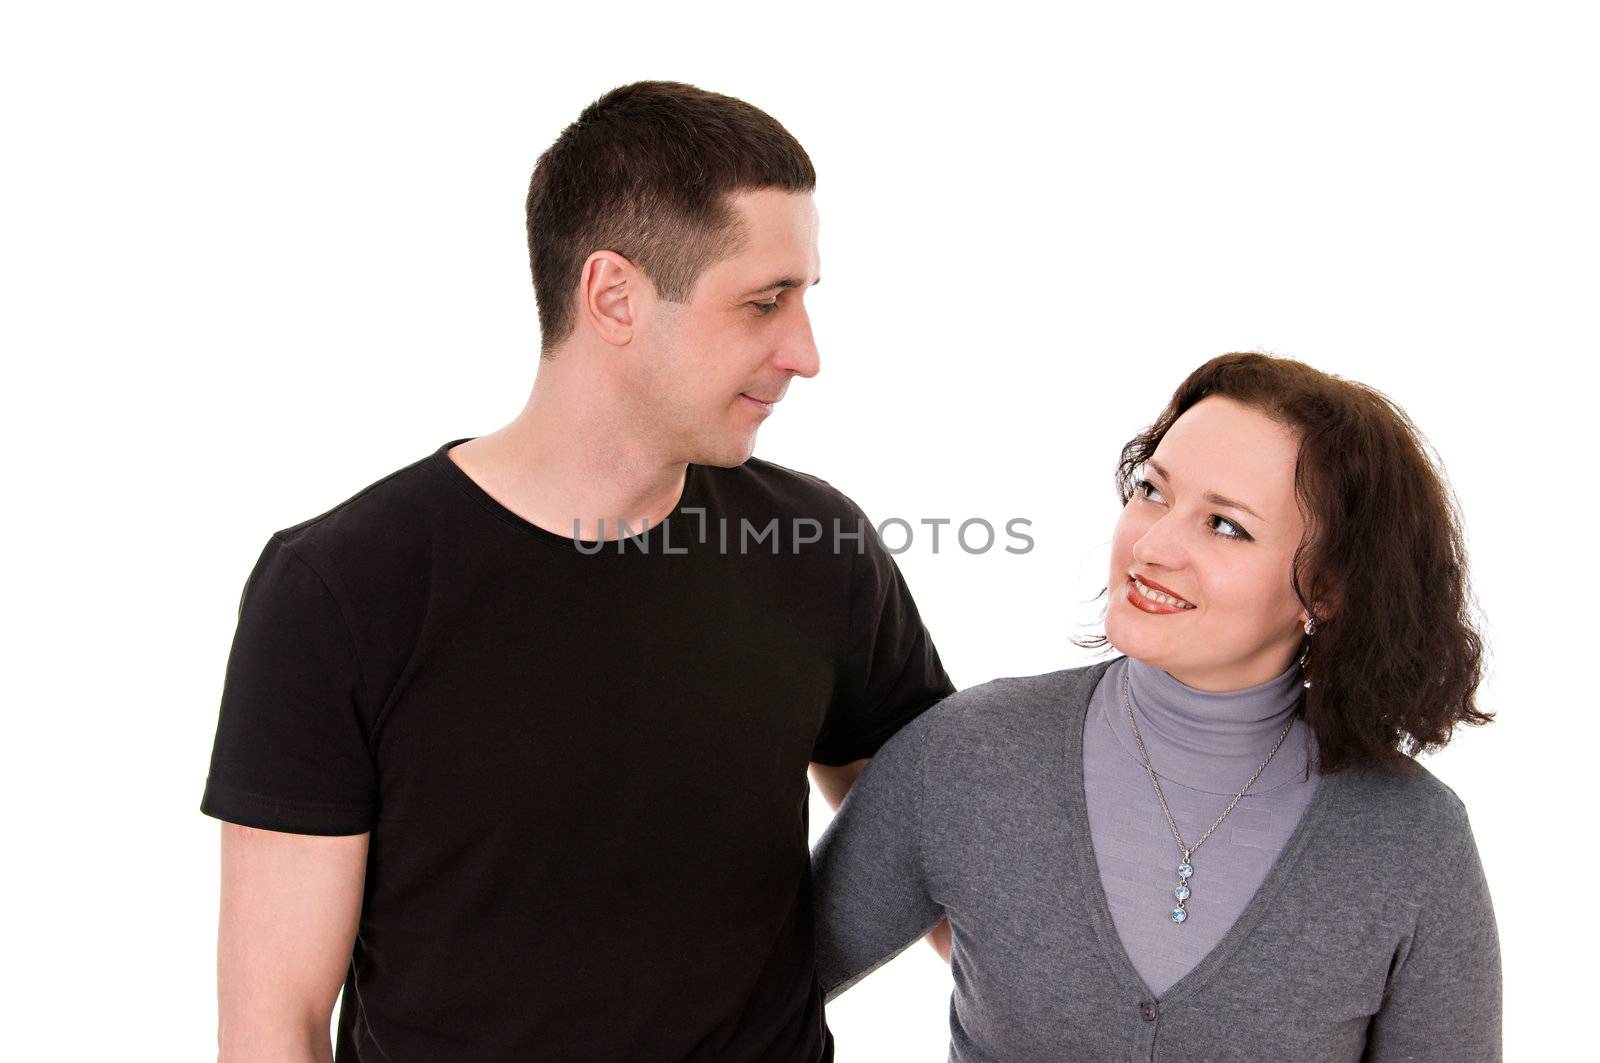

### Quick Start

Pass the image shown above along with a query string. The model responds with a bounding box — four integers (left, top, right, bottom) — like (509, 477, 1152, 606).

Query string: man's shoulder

(267, 443, 451, 581)
(702, 456, 865, 522)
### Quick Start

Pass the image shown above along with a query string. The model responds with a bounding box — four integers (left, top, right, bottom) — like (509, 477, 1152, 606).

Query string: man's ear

(578, 250, 644, 347)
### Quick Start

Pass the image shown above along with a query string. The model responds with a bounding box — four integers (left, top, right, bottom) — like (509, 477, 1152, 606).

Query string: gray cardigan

(811, 660, 1501, 1061)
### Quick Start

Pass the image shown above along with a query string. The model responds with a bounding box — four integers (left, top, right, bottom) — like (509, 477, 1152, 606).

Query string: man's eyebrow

(738, 276, 821, 298)
(1147, 460, 1267, 522)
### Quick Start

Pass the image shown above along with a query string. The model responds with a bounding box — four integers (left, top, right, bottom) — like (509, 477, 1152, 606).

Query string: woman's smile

(1125, 573, 1197, 614)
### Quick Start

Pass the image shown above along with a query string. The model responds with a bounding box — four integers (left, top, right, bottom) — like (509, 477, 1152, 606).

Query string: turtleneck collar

(1100, 655, 1316, 796)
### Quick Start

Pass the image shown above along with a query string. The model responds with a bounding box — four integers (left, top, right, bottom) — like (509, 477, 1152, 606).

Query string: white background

(4, 2, 1595, 1058)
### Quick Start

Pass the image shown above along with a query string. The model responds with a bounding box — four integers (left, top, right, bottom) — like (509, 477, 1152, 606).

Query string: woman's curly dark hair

(1101, 352, 1491, 774)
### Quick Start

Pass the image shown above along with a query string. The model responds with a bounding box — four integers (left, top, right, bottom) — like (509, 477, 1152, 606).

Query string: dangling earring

(1298, 616, 1316, 689)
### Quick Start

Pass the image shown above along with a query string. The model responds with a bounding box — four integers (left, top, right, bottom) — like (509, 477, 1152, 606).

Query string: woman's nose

(1131, 514, 1188, 570)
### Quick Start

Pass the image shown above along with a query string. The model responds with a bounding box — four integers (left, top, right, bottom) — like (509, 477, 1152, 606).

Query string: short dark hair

(525, 81, 816, 352)
(1097, 352, 1491, 774)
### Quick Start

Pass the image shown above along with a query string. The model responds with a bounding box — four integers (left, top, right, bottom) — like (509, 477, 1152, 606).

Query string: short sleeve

(811, 505, 954, 766)
(200, 535, 378, 835)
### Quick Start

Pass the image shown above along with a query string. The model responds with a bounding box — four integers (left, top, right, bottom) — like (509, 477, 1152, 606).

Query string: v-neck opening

(1059, 657, 1343, 1006)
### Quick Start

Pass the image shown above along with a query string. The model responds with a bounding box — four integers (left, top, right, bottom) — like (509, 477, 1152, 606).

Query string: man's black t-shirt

(201, 439, 953, 1061)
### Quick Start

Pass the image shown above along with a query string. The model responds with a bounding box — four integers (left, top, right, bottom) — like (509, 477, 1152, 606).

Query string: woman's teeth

(1133, 577, 1195, 609)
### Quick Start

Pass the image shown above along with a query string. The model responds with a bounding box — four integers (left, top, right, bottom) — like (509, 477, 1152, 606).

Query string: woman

(812, 353, 1500, 1060)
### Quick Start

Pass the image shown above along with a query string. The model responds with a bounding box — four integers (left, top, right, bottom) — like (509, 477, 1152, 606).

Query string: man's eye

(750, 300, 779, 315)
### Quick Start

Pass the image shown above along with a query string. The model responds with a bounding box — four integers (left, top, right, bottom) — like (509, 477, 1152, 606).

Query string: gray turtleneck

(811, 659, 1500, 1061)
(1086, 655, 1318, 995)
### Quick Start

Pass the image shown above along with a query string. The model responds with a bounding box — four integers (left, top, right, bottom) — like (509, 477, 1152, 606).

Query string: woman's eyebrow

(1148, 459, 1267, 522)
(1206, 491, 1265, 523)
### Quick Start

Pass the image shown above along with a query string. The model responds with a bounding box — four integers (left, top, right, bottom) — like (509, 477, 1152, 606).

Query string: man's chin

(691, 434, 759, 469)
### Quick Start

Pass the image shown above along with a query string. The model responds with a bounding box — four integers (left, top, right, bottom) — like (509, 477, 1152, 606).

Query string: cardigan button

(1140, 1002, 1157, 1022)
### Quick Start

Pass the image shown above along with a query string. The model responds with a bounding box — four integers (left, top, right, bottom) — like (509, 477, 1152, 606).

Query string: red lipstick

(1125, 573, 1197, 615)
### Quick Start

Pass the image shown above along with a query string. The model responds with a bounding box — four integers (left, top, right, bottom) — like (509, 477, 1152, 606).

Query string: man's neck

(449, 373, 688, 543)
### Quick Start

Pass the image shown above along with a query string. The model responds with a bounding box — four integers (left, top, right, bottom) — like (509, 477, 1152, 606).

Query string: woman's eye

(1209, 515, 1252, 541)
(1134, 478, 1165, 503)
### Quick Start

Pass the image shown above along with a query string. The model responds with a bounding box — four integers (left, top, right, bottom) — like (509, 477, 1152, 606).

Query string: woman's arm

(1364, 795, 1501, 1061)
(811, 710, 945, 1001)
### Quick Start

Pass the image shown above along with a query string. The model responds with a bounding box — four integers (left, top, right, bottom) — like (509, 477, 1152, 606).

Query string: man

(202, 81, 952, 1060)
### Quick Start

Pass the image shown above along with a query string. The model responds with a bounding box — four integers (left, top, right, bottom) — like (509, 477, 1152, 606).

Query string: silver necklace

(1121, 669, 1294, 925)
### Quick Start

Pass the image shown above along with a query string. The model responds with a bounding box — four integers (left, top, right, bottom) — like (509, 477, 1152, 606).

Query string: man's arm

(809, 760, 951, 963)
(808, 758, 867, 812)
(217, 824, 369, 1063)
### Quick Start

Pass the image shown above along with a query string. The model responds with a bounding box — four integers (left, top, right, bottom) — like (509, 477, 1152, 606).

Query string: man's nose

(773, 307, 820, 379)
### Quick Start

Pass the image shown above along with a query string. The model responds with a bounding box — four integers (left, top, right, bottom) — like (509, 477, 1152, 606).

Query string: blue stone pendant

(1171, 854, 1194, 925)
